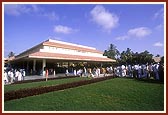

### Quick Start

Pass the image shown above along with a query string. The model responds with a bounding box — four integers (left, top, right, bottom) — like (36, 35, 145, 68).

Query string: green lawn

(4, 77, 90, 93)
(4, 78, 164, 111)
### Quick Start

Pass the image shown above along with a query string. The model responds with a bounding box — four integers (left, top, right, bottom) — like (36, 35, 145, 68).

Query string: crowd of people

(65, 66, 114, 78)
(64, 63, 164, 82)
(4, 62, 164, 85)
(113, 63, 164, 81)
(110, 63, 164, 81)
(4, 69, 26, 84)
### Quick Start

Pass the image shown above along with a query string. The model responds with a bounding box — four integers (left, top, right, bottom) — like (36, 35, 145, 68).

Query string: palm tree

(103, 43, 120, 60)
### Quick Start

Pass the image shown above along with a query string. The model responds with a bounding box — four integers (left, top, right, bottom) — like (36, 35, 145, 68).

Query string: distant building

(4, 57, 15, 70)
(152, 56, 161, 63)
(8, 39, 116, 75)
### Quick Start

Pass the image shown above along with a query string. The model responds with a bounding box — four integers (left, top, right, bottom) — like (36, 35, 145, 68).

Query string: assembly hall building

(8, 39, 116, 75)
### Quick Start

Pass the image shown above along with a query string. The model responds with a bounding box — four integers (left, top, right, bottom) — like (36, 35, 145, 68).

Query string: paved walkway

(24, 73, 113, 81)
(4, 73, 69, 85)
(4, 73, 113, 85)
(24, 73, 68, 80)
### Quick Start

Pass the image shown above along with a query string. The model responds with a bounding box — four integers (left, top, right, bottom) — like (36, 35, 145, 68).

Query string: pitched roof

(43, 40, 103, 54)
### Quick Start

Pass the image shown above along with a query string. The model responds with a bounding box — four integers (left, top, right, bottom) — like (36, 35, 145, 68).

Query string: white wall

(40, 46, 106, 58)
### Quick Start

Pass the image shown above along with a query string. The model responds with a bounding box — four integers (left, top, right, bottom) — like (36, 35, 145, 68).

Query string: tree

(131, 50, 153, 65)
(103, 44, 120, 60)
(119, 48, 134, 65)
(8, 51, 15, 58)
(104, 44, 155, 65)
(119, 49, 154, 65)
(132, 52, 139, 64)
(140, 50, 153, 64)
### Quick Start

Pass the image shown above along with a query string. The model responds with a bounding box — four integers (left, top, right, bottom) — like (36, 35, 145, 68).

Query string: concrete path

(24, 73, 69, 80)
(4, 73, 113, 85)
(24, 73, 113, 81)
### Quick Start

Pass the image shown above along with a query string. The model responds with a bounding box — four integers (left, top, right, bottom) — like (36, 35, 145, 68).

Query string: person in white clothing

(65, 68, 69, 76)
(138, 65, 142, 78)
(10, 70, 14, 83)
(15, 70, 19, 82)
(74, 69, 77, 76)
(83, 67, 87, 76)
(96, 68, 100, 77)
(8, 71, 11, 81)
(121, 65, 126, 77)
(4, 71, 8, 84)
(18, 71, 22, 81)
(154, 64, 159, 80)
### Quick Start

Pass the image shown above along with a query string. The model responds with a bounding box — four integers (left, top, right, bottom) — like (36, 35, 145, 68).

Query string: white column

(53, 70, 55, 76)
(33, 59, 36, 71)
(42, 59, 46, 76)
(42, 59, 46, 71)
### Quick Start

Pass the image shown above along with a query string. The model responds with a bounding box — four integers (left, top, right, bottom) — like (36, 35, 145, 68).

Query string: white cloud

(153, 8, 164, 19)
(43, 11, 59, 21)
(155, 23, 163, 30)
(4, 4, 39, 16)
(115, 35, 129, 40)
(153, 42, 163, 47)
(127, 27, 152, 38)
(116, 27, 152, 40)
(90, 5, 119, 33)
(54, 25, 78, 34)
(4, 4, 58, 21)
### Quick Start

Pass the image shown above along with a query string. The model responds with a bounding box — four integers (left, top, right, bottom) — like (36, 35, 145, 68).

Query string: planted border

(4, 76, 114, 101)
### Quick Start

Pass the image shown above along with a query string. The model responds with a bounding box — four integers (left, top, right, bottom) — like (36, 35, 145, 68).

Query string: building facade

(9, 39, 116, 75)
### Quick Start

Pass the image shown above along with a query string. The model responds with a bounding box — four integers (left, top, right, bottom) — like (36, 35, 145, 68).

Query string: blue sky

(4, 3, 165, 58)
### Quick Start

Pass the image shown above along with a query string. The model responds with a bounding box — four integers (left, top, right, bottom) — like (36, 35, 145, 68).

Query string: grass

(4, 77, 90, 93)
(4, 78, 164, 111)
